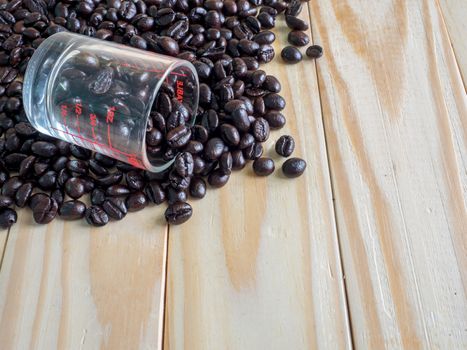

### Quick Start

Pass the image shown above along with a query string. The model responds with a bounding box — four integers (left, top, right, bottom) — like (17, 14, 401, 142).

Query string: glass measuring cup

(23, 32, 199, 172)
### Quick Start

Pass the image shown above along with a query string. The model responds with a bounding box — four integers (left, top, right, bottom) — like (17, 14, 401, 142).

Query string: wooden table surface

(0, 0, 466, 349)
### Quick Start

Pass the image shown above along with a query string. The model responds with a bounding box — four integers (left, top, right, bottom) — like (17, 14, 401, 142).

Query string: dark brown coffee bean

(145, 181, 166, 204)
(288, 31, 310, 47)
(253, 30, 275, 45)
(282, 157, 307, 178)
(257, 12, 275, 29)
(15, 182, 33, 208)
(166, 124, 191, 148)
(281, 46, 302, 63)
(275, 135, 295, 157)
(51, 189, 64, 207)
(219, 152, 233, 175)
(30, 194, 58, 224)
(231, 150, 246, 170)
(65, 177, 85, 199)
(0, 195, 13, 209)
(252, 117, 270, 142)
(184, 140, 204, 154)
(264, 111, 286, 129)
(204, 137, 225, 160)
(231, 108, 250, 131)
(189, 177, 206, 199)
(106, 184, 130, 197)
(2, 176, 23, 197)
(85, 205, 109, 226)
(219, 124, 240, 146)
(174, 152, 194, 177)
(103, 197, 127, 220)
(264, 93, 286, 110)
(126, 191, 147, 212)
(31, 141, 58, 157)
(167, 187, 187, 205)
(59, 200, 87, 220)
(285, 15, 309, 31)
(0, 208, 17, 229)
(253, 157, 275, 176)
(208, 169, 230, 188)
(91, 188, 106, 206)
(165, 202, 192, 224)
(125, 171, 144, 191)
(306, 45, 323, 59)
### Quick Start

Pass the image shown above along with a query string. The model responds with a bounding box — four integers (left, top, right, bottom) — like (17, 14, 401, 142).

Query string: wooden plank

(438, 0, 467, 85)
(164, 5, 351, 350)
(0, 229, 8, 268)
(0, 206, 168, 350)
(309, 0, 467, 348)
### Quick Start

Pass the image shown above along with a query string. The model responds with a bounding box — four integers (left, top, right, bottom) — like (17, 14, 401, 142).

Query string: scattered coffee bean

(288, 31, 310, 47)
(281, 46, 302, 63)
(306, 45, 324, 59)
(253, 157, 275, 176)
(275, 135, 295, 157)
(165, 202, 192, 225)
(282, 158, 307, 178)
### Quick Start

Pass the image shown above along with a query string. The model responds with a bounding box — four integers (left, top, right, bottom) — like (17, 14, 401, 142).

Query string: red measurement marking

(75, 102, 82, 134)
(107, 124, 112, 148)
(60, 104, 68, 126)
(127, 155, 142, 168)
(176, 80, 184, 102)
(106, 106, 116, 123)
(89, 113, 98, 140)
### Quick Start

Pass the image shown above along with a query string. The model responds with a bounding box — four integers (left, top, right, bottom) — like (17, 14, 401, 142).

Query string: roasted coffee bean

(231, 108, 250, 131)
(103, 197, 127, 220)
(264, 111, 286, 129)
(167, 187, 187, 205)
(239, 133, 255, 150)
(286, 0, 303, 16)
(2, 176, 23, 197)
(166, 124, 191, 148)
(285, 15, 309, 31)
(219, 151, 233, 175)
(85, 205, 109, 226)
(208, 169, 229, 188)
(31, 141, 58, 157)
(0, 208, 17, 229)
(257, 12, 275, 29)
(145, 181, 166, 204)
(91, 188, 106, 206)
(275, 135, 295, 157)
(164, 202, 192, 224)
(51, 189, 65, 207)
(66, 159, 88, 175)
(15, 182, 33, 207)
(0, 195, 13, 209)
(89, 67, 114, 95)
(126, 191, 147, 212)
(253, 30, 275, 45)
(70, 145, 92, 160)
(125, 170, 144, 191)
(244, 142, 263, 160)
(231, 149, 246, 170)
(59, 200, 87, 220)
(204, 137, 224, 160)
(253, 157, 275, 176)
(65, 177, 85, 199)
(264, 93, 286, 110)
(30, 194, 58, 224)
(106, 184, 130, 196)
(219, 124, 240, 146)
(174, 152, 194, 177)
(96, 171, 123, 186)
(306, 45, 323, 59)
(282, 157, 307, 178)
(288, 31, 310, 47)
(281, 46, 302, 63)
(189, 177, 206, 199)
(252, 117, 270, 142)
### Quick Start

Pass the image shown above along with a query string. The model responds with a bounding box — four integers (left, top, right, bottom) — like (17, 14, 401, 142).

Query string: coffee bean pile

(0, 0, 316, 228)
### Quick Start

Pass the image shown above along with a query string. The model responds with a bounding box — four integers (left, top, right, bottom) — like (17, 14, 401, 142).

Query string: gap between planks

(305, 3, 356, 349)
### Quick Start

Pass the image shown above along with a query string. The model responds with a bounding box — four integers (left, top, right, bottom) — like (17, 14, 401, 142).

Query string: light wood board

(0, 206, 168, 350)
(309, 0, 467, 348)
(163, 5, 351, 350)
(438, 0, 467, 85)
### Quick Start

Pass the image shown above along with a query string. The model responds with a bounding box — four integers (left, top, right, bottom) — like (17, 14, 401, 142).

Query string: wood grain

(438, 0, 467, 85)
(0, 206, 168, 350)
(309, 0, 467, 348)
(164, 5, 351, 350)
